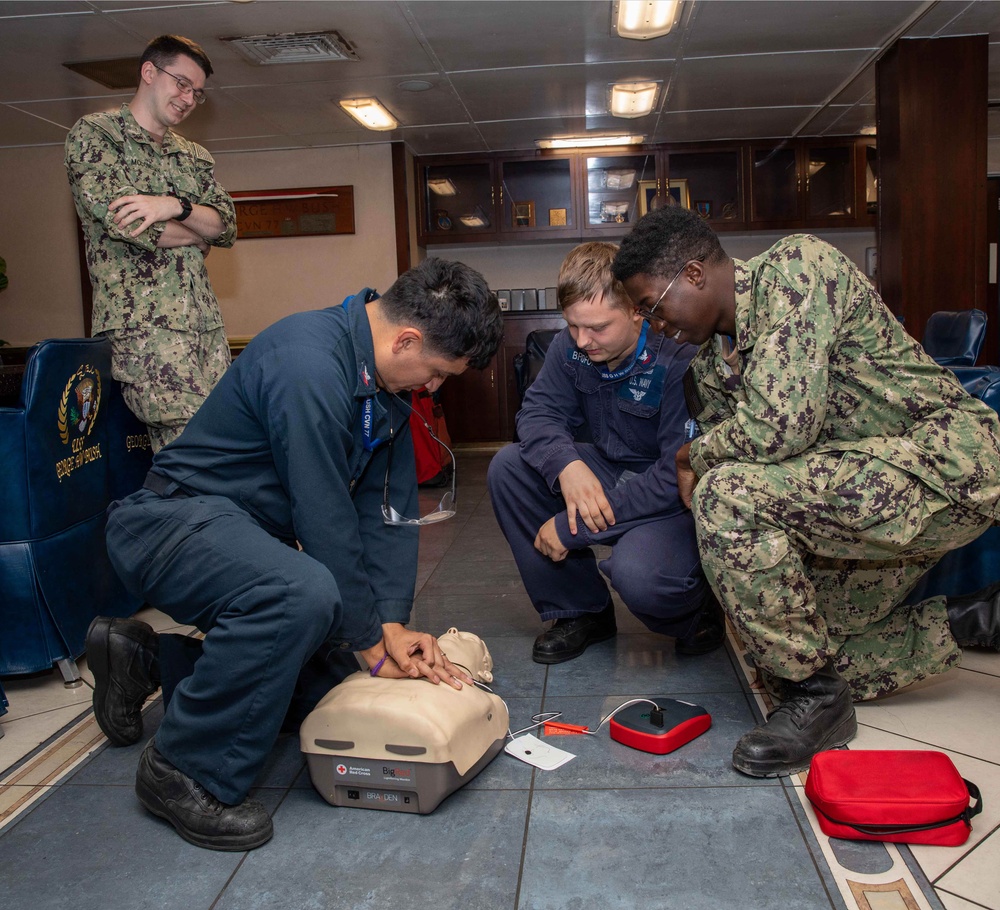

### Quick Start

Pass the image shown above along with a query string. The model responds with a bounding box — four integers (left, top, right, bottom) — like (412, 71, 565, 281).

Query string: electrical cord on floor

(473, 681, 662, 739)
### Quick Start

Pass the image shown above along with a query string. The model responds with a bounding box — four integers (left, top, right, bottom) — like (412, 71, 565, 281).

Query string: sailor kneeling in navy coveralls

(488, 242, 724, 665)
(86, 259, 504, 851)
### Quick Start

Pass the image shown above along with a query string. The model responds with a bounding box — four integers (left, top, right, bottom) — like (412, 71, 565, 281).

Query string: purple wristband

(370, 654, 389, 677)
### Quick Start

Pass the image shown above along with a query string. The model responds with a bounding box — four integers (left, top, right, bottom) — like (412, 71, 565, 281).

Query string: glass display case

(583, 153, 657, 232)
(666, 148, 744, 227)
(498, 155, 577, 235)
(803, 142, 855, 220)
(750, 144, 799, 223)
(419, 159, 496, 242)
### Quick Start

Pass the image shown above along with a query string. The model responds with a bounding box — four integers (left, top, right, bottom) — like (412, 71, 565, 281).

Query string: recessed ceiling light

(612, 1, 682, 40)
(398, 80, 433, 92)
(536, 135, 645, 149)
(338, 97, 398, 131)
(609, 81, 660, 118)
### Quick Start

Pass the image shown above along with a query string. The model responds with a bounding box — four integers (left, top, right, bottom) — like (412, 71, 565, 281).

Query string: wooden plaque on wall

(231, 186, 355, 239)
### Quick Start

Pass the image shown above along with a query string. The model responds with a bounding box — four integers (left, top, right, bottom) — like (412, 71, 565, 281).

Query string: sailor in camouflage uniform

(65, 35, 235, 452)
(613, 206, 1000, 778)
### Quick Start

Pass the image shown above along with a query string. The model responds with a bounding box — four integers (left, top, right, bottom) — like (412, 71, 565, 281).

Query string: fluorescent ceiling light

(610, 81, 660, 118)
(613, 1, 681, 40)
(536, 135, 645, 149)
(427, 178, 457, 196)
(338, 97, 398, 131)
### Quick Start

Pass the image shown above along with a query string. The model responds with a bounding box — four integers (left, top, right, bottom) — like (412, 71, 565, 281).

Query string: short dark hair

(380, 258, 504, 370)
(612, 206, 727, 283)
(140, 35, 214, 80)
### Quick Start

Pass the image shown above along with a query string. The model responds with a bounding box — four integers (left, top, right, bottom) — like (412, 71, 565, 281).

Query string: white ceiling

(2, 0, 1000, 158)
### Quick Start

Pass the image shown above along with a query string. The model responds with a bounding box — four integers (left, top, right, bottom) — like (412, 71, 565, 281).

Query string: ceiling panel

(683, 0, 925, 57)
(0, 0, 997, 156)
(653, 107, 818, 144)
(668, 50, 874, 112)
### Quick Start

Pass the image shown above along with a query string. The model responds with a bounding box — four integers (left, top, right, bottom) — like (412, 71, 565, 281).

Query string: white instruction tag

(504, 733, 575, 770)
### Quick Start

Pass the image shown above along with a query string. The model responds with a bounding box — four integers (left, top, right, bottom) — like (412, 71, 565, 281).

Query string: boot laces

(766, 694, 812, 727)
(192, 780, 225, 815)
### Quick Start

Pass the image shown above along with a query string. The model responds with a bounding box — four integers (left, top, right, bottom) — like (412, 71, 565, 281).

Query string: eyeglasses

(152, 64, 207, 104)
(635, 256, 705, 323)
(382, 395, 457, 526)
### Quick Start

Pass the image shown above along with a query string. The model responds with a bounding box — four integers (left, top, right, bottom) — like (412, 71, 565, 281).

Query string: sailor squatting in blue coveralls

(488, 242, 725, 664)
(84, 259, 504, 851)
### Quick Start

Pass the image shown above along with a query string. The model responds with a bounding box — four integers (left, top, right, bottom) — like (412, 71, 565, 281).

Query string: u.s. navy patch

(618, 365, 664, 410)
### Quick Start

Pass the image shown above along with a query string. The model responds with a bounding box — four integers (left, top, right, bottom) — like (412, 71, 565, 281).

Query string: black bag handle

(832, 779, 982, 836)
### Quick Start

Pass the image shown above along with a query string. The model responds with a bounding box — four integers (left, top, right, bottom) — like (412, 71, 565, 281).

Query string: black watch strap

(175, 195, 193, 222)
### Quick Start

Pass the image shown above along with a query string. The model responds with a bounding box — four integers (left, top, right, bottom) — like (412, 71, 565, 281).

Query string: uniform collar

(343, 289, 380, 398)
(119, 102, 182, 154)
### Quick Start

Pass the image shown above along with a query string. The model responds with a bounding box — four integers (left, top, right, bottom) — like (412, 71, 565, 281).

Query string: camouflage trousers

(692, 451, 992, 701)
(103, 325, 231, 452)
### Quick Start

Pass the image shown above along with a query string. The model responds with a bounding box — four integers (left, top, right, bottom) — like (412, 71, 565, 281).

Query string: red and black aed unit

(609, 699, 712, 754)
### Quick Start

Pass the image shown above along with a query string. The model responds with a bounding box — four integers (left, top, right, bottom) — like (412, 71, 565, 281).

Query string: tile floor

(1, 450, 998, 910)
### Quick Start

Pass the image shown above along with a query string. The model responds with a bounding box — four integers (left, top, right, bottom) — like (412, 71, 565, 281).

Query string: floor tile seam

(957, 665, 1000, 681)
(0, 701, 100, 780)
(928, 819, 1000, 887)
(933, 886, 995, 910)
(1, 717, 106, 789)
(778, 781, 844, 910)
(0, 696, 97, 726)
(853, 721, 1000, 766)
(0, 782, 53, 833)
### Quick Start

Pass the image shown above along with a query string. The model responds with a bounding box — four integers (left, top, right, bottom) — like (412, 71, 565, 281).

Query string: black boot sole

(731, 712, 858, 778)
(86, 616, 155, 747)
(532, 628, 617, 665)
(136, 771, 274, 852)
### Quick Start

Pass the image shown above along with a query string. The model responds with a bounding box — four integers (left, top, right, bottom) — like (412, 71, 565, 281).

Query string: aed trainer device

(609, 698, 711, 754)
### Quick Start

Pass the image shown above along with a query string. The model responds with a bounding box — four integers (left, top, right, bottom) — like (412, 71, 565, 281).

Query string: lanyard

(598, 322, 651, 382)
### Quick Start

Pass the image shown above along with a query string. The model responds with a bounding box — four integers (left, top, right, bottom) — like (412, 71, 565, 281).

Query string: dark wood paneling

(877, 36, 988, 346)
(438, 311, 566, 443)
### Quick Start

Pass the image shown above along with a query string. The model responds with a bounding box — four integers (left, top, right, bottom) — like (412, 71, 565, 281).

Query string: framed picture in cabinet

(513, 201, 536, 227)
(667, 178, 690, 209)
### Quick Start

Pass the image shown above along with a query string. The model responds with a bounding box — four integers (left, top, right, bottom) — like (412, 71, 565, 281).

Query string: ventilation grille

(222, 30, 359, 65)
(63, 57, 140, 90)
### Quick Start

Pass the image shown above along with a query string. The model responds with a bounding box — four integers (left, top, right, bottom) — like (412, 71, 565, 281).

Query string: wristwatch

(174, 195, 193, 222)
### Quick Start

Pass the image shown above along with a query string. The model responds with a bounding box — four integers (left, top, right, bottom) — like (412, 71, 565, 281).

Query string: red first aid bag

(805, 750, 982, 846)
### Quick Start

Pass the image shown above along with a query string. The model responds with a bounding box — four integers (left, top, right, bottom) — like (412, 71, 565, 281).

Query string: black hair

(612, 206, 727, 282)
(140, 35, 214, 79)
(380, 258, 504, 370)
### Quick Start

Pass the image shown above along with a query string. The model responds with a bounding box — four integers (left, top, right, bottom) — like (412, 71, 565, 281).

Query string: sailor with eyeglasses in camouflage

(65, 34, 235, 452)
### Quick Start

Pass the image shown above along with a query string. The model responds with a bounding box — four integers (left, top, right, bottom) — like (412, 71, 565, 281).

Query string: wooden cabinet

(438, 312, 566, 443)
(416, 137, 875, 246)
(749, 138, 873, 229)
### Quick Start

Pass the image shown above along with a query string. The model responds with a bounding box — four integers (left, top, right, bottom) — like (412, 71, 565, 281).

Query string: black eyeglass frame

(635, 256, 706, 323)
(151, 63, 207, 104)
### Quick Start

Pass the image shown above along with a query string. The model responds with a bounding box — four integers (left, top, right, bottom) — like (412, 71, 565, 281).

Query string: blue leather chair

(0, 338, 152, 684)
(907, 367, 1000, 603)
(921, 309, 988, 366)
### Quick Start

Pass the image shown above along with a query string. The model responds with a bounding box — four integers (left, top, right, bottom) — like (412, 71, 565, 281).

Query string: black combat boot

(86, 616, 160, 746)
(676, 594, 727, 656)
(731, 660, 857, 778)
(947, 581, 1000, 650)
(135, 740, 273, 851)
(532, 601, 617, 664)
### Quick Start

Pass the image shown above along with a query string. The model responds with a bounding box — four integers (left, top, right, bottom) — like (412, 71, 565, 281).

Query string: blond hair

(557, 242, 633, 314)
